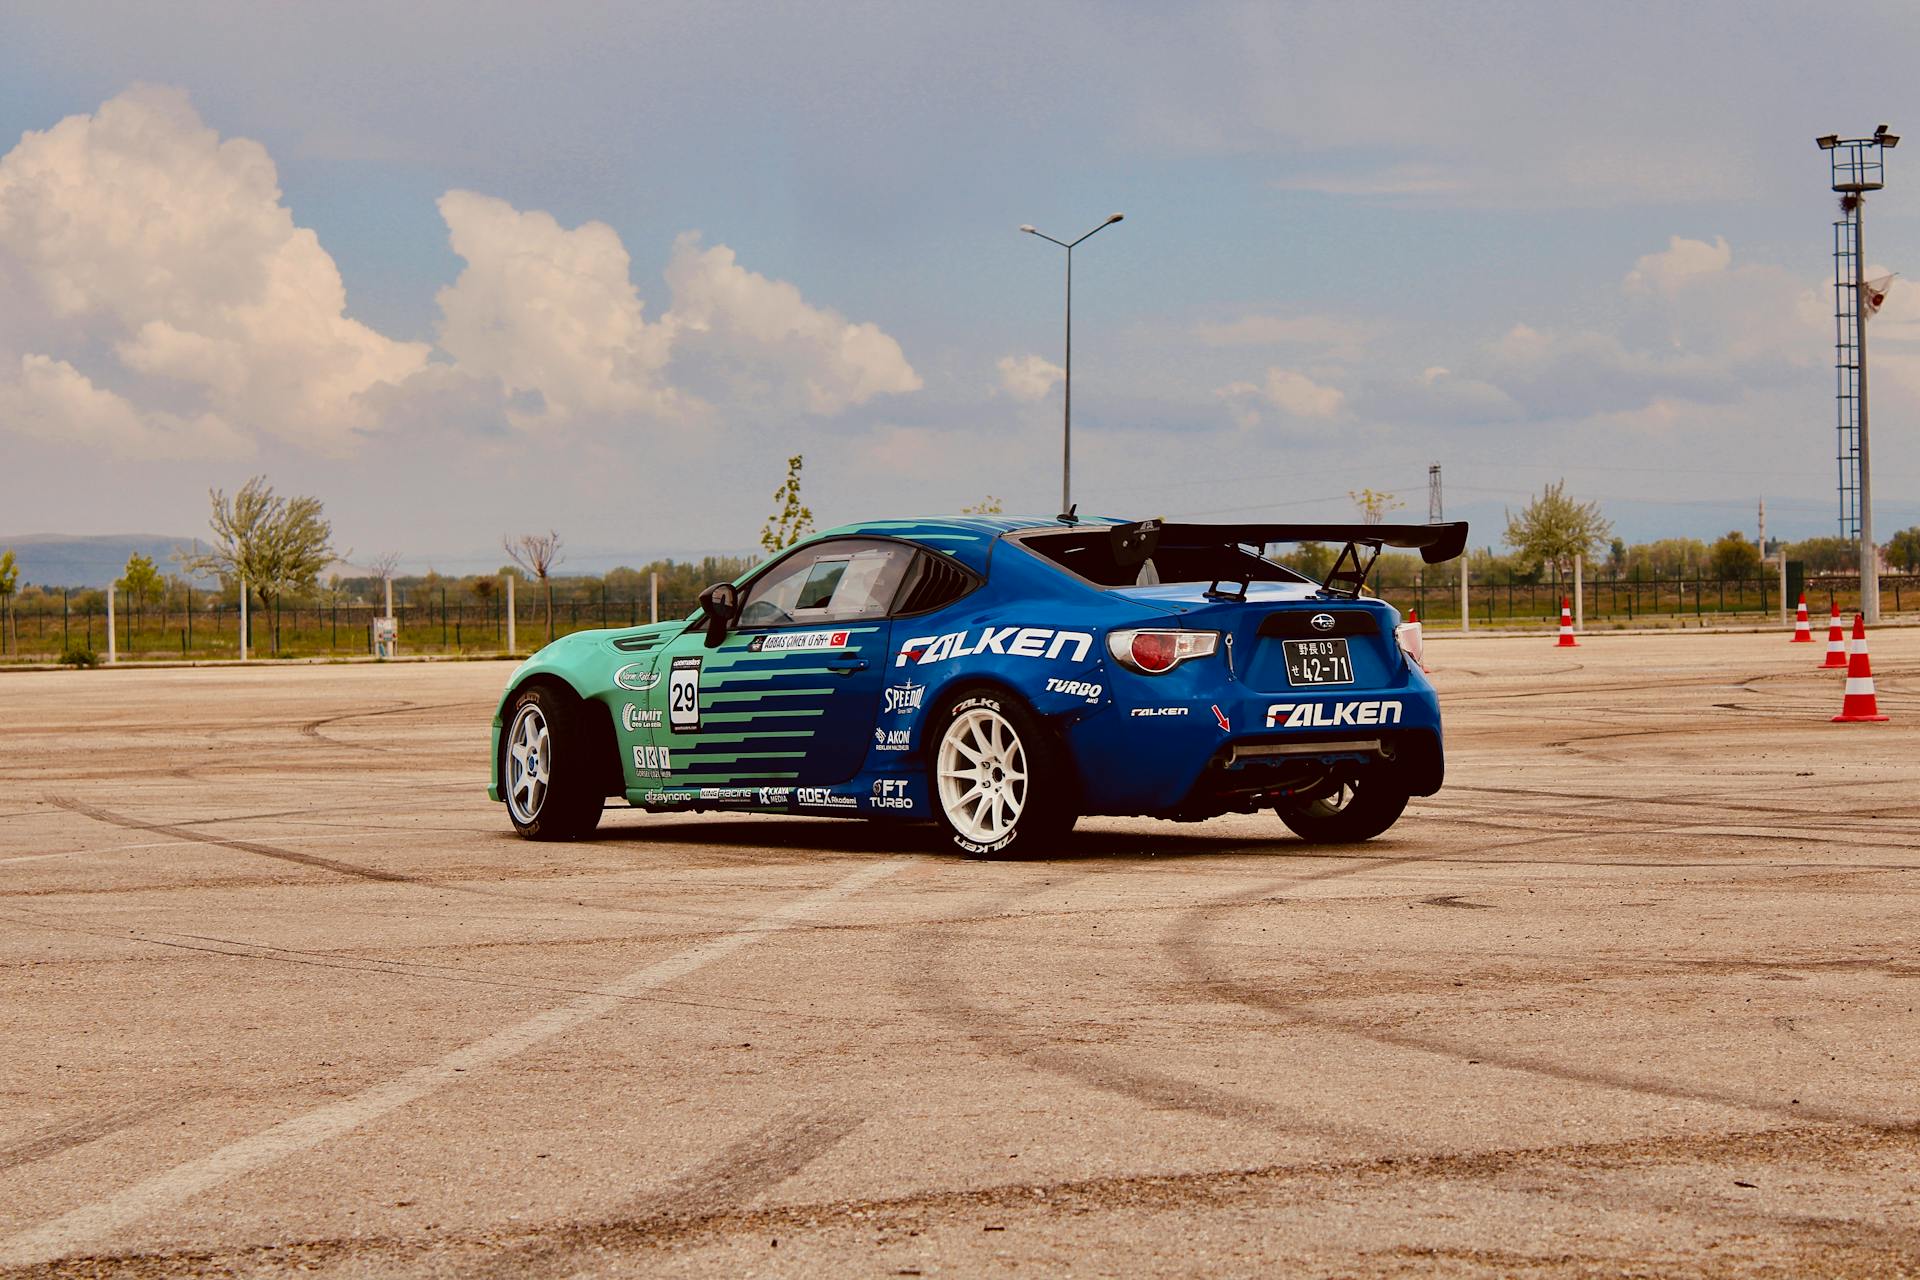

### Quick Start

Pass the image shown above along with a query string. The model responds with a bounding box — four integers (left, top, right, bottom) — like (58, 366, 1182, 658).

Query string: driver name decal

(1265, 700, 1404, 729)
(749, 630, 851, 652)
(895, 627, 1092, 667)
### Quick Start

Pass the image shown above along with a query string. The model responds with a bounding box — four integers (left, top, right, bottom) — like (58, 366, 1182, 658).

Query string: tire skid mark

(0, 1092, 206, 1175)
(894, 861, 1427, 1144)
(1162, 880, 1920, 1132)
(463, 1102, 870, 1280)
(46, 797, 425, 886)
(298, 700, 471, 752)
(35, 1121, 1920, 1276)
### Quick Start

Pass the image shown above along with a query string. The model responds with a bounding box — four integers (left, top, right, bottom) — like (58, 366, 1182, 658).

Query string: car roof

(813, 515, 1122, 575)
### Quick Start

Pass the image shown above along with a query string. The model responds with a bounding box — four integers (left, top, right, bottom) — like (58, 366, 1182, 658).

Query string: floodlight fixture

(1817, 134, 1840, 149)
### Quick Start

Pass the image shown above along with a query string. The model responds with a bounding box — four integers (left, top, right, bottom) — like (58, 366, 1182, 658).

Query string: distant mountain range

(0, 533, 217, 589)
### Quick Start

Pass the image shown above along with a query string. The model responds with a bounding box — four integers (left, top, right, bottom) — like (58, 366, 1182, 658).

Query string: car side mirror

(698, 582, 740, 648)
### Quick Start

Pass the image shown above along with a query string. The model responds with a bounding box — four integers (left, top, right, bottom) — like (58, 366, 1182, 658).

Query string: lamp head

(1817, 134, 1839, 150)
(1019, 224, 1037, 234)
(1106, 212, 1125, 224)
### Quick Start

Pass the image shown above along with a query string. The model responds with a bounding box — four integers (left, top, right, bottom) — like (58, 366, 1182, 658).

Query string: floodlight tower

(1427, 464, 1443, 522)
(1818, 125, 1898, 623)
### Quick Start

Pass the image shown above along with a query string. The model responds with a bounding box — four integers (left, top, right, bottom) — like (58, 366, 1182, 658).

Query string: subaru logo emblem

(1310, 613, 1336, 632)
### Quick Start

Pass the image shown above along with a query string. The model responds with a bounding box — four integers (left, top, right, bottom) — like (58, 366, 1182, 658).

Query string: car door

(637, 539, 914, 793)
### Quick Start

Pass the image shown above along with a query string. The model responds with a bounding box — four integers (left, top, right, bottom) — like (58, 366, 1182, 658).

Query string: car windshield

(1018, 529, 1313, 588)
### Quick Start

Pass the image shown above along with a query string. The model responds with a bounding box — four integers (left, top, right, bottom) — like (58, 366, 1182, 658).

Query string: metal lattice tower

(1427, 464, 1443, 523)
(1818, 126, 1897, 623)
(1833, 199, 1865, 539)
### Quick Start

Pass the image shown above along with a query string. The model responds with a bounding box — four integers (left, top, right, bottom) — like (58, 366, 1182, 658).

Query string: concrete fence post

(106, 586, 117, 664)
(1573, 553, 1584, 632)
(1459, 559, 1470, 634)
(650, 571, 659, 624)
(506, 574, 517, 655)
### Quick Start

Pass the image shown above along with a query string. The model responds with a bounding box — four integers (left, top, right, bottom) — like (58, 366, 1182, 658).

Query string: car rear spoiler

(1109, 519, 1470, 600)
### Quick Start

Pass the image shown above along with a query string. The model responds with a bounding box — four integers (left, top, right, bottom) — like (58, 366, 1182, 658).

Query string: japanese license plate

(1283, 638, 1354, 686)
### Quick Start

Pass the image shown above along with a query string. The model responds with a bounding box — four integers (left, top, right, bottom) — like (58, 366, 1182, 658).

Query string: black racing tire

(499, 683, 605, 841)
(1275, 774, 1409, 843)
(928, 687, 1077, 859)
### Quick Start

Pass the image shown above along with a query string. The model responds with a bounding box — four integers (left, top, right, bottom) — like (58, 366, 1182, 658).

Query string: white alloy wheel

(505, 702, 552, 823)
(937, 705, 1029, 846)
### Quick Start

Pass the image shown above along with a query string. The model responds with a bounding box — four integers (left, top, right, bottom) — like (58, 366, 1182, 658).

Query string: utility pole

(1818, 125, 1898, 623)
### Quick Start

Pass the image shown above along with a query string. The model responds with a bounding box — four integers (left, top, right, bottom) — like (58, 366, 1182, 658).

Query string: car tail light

(1394, 620, 1425, 671)
(1108, 629, 1219, 674)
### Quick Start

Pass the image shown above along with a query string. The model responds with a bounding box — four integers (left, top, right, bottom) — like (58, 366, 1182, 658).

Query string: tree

(1286, 541, 1336, 582)
(505, 531, 564, 642)
(0, 549, 16, 657)
(1783, 536, 1854, 575)
(180, 477, 337, 656)
(1709, 531, 1762, 580)
(1504, 480, 1611, 580)
(1348, 489, 1404, 525)
(121, 552, 162, 645)
(760, 454, 815, 553)
(961, 496, 1004, 515)
(1608, 538, 1627, 574)
(1887, 526, 1920, 573)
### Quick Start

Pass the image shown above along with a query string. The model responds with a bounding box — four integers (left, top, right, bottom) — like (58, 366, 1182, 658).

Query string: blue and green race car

(490, 514, 1468, 857)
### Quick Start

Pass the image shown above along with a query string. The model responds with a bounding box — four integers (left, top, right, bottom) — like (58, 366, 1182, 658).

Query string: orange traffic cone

(1556, 597, 1578, 647)
(1832, 615, 1888, 722)
(1791, 594, 1812, 642)
(1821, 602, 1849, 668)
(1398, 609, 1425, 671)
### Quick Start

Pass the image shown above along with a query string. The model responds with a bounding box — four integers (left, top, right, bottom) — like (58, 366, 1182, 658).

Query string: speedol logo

(631, 744, 672, 777)
(883, 681, 925, 714)
(874, 727, 912, 752)
(896, 627, 1092, 667)
(1265, 700, 1404, 729)
(869, 778, 914, 810)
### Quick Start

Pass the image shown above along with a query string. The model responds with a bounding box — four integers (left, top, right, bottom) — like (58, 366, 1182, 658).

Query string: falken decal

(1265, 700, 1404, 729)
(748, 630, 852, 653)
(613, 663, 660, 692)
(895, 627, 1093, 667)
(1130, 707, 1190, 718)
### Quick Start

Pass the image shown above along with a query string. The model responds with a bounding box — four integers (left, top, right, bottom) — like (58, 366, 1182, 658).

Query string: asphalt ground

(1, 629, 1916, 1278)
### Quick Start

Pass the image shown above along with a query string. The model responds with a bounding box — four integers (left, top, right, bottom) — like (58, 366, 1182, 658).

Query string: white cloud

(434, 191, 687, 428)
(0, 85, 429, 455)
(662, 234, 922, 415)
(1215, 367, 1346, 426)
(996, 353, 1064, 401)
(1191, 313, 1378, 360)
(0, 88, 923, 459)
(1624, 235, 1732, 294)
(0, 354, 250, 459)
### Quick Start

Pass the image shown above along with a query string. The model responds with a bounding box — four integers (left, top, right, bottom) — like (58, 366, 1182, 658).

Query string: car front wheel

(501, 684, 605, 841)
(1275, 774, 1408, 844)
(931, 690, 1075, 859)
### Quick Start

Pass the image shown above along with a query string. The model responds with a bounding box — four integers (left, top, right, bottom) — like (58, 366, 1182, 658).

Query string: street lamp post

(1021, 213, 1124, 514)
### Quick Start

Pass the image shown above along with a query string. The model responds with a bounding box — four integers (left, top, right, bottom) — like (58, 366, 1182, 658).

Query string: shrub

(60, 645, 99, 668)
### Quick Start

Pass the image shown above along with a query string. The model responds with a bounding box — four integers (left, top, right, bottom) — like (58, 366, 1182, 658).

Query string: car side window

(738, 540, 916, 628)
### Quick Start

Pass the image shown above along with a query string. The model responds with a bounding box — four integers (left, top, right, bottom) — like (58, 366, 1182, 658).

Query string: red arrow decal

(1211, 704, 1230, 732)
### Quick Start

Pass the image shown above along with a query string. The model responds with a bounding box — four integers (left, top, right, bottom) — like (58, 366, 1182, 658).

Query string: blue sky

(3, 0, 1918, 572)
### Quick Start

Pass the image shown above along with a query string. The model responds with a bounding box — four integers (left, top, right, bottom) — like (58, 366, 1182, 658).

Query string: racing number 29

(669, 657, 701, 731)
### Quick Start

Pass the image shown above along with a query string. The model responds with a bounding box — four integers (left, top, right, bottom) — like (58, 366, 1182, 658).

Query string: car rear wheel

(501, 684, 605, 841)
(932, 690, 1075, 858)
(1275, 775, 1408, 844)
